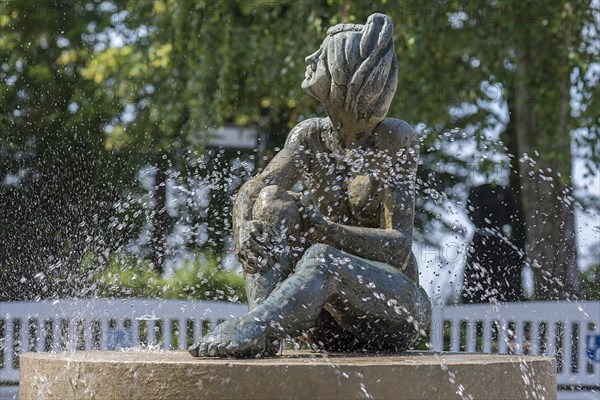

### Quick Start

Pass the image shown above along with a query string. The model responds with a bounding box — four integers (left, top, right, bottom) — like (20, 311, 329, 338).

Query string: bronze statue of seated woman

(189, 13, 431, 358)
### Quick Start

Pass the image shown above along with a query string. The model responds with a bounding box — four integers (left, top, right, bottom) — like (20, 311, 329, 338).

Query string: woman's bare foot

(188, 316, 279, 358)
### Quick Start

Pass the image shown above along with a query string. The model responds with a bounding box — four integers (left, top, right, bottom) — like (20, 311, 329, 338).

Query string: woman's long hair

(325, 13, 398, 123)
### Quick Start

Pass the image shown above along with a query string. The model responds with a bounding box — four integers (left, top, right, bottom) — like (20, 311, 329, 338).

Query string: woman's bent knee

(258, 185, 289, 201)
(304, 244, 334, 258)
(297, 244, 336, 271)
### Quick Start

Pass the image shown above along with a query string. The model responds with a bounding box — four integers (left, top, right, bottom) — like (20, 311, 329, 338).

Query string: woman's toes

(207, 343, 216, 356)
(225, 342, 238, 354)
(188, 343, 200, 357)
(189, 341, 210, 357)
(217, 342, 229, 354)
(189, 317, 272, 358)
(199, 342, 208, 356)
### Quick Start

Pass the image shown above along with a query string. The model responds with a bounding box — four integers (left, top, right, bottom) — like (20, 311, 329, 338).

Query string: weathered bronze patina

(190, 13, 431, 358)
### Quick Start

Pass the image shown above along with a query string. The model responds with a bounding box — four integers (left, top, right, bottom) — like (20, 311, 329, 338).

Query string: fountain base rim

(20, 350, 556, 400)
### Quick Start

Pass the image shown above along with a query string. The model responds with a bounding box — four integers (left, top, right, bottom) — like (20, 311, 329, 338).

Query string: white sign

(207, 125, 258, 149)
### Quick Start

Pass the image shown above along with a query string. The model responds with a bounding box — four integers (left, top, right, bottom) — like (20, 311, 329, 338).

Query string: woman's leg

(191, 244, 431, 357)
(244, 185, 302, 310)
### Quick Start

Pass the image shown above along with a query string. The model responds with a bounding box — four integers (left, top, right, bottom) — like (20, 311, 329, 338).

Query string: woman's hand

(235, 220, 275, 274)
(288, 192, 329, 241)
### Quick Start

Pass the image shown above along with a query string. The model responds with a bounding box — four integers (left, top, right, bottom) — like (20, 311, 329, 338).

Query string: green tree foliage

(0, 1, 137, 300)
(347, 0, 598, 299)
(581, 262, 600, 300)
(79, 1, 340, 271)
(1, 0, 597, 301)
(94, 252, 246, 302)
(90, 0, 599, 299)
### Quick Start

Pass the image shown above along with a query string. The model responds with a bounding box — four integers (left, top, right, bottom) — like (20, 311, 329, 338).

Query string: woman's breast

(347, 175, 382, 226)
(309, 173, 382, 227)
(302, 145, 385, 227)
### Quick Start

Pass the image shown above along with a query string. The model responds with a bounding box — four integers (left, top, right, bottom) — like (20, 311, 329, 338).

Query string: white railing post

(178, 319, 186, 350)
(429, 307, 443, 352)
(131, 319, 140, 349)
(4, 318, 14, 374)
(498, 320, 508, 354)
(563, 321, 573, 374)
(194, 318, 203, 344)
(163, 318, 172, 350)
(450, 320, 460, 352)
(482, 320, 492, 354)
(100, 318, 110, 350)
(466, 320, 476, 353)
(577, 321, 584, 381)
(147, 319, 157, 348)
(546, 320, 556, 359)
(514, 319, 525, 355)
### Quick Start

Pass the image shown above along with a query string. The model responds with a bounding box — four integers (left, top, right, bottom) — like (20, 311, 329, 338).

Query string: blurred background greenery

(1, 0, 598, 302)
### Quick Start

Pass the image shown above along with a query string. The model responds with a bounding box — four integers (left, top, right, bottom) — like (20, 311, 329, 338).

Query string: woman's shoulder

(374, 118, 417, 150)
(284, 117, 327, 147)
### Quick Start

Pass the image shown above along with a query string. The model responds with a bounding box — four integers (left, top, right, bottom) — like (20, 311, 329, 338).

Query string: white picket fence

(0, 299, 247, 385)
(431, 301, 600, 398)
(1, 299, 599, 399)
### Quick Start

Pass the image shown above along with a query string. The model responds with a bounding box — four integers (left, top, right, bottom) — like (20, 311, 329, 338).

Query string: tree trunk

(150, 154, 169, 274)
(513, 2, 580, 299)
(506, 100, 527, 255)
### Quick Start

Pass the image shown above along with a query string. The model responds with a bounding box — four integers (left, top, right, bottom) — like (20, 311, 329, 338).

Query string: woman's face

(301, 38, 331, 103)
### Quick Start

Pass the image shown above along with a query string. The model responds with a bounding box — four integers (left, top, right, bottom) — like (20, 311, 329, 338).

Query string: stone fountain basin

(20, 350, 556, 399)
